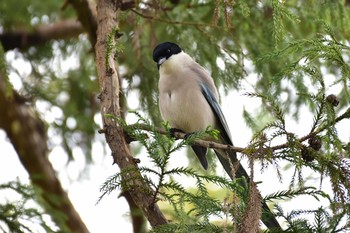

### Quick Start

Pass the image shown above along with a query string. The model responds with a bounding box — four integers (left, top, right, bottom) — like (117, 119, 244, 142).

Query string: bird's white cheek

(158, 57, 166, 66)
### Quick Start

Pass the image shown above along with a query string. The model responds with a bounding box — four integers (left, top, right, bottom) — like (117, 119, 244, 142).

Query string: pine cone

(326, 94, 339, 107)
(308, 136, 322, 151)
(301, 146, 315, 162)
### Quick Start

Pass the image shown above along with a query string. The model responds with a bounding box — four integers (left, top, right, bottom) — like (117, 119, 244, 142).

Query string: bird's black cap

(152, 42, 182, 66)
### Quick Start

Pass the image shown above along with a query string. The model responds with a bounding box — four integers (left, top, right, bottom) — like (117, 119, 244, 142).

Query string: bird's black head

(152, 42, 182, 69)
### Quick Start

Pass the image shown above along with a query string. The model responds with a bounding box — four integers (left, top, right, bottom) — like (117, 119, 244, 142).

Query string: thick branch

(0, 20, 84, 51)
(67, 0, 149, 230)
(94, 0, 167, 228)
(0, 49, 89, 233)
(67, 0, 98, 46)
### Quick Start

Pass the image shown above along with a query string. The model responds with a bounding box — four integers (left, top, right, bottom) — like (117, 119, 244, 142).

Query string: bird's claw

(169, 128, 184, 138)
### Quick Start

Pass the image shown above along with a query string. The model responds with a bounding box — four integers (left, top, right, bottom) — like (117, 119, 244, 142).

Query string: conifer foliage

(0, 0, 350, 232)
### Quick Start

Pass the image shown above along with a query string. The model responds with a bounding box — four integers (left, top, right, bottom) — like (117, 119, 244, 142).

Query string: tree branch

(0, 47, 89, 233)
(0, 0, 98, 51)
(66, 0, 97, 46)
(127, 112, 350, 155)
(94, 0, 167, 228)
(68, 0, 149, 231)
(128, 123, 246, 152)
(130, 8, 211, 27)
(0, 20, 84, 51)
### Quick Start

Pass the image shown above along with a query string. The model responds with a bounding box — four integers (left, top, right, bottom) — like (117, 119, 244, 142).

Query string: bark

(238, 182, 261, 233)
(0, 20, 84, 51)
(94, 0, 168, 228)
(0, 48, 89, 233)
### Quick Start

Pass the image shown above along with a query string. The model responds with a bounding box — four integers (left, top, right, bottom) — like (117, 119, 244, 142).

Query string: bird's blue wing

(199, 83, 233, 145)
(200, 81, 282, 230)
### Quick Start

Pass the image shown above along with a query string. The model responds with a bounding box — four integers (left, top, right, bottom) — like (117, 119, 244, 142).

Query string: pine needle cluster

(0, 179, 58, 233)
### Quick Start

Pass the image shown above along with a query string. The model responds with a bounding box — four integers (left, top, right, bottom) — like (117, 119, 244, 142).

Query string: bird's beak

(157, 57, 166, 69)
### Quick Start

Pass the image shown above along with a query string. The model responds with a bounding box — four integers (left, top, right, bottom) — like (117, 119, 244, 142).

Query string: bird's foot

(169, 128, 184, 138)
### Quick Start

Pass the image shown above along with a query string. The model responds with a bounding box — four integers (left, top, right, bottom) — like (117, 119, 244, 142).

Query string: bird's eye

(167, 49, 171, 53)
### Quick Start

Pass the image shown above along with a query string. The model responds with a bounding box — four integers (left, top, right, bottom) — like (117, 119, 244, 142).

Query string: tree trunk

(94, 0, 168, 228)
(0, 47, 90, 233)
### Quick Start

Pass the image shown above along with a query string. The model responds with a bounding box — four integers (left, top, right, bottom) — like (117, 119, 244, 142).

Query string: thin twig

(130, 9, 212, 28)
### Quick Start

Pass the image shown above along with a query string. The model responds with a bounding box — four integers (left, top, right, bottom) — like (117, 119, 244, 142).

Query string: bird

(152, 42, 281, 230)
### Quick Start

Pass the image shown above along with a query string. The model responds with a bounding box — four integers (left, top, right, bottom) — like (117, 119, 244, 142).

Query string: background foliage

(0, 0, 350, 232)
